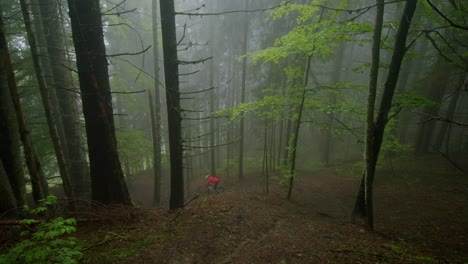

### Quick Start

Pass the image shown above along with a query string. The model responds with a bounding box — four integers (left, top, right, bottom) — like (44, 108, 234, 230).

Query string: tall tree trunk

(67, 0, 131, 205)
(287, 55, 312, 200)
(151, 0, 162, 207)
(0, 31, 26, 206)
(160, 0, 184, 209)
(354, 0, 418, 230)
(415, 61, 457, 154)
(433, 75, 464, 151)
(149, 89, 161, 206)
(0, 7, 48, 202)
(357, 0, 384, 228)
(238, 0, 249, 182)
(39, 0, 89, 197)
(20, 0, 74, 199)
(0, 160, 17, 213)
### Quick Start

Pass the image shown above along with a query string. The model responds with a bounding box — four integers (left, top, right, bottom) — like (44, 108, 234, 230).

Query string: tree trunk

(287, 55, 312, 200)
(0, 160, 17, 213)
(361, 0, 385, 230)
(149, 89, 161, 206)
(20, 0, 74, 199)
(238, 0, 249, 182)
(0, 22, 26, 206)
(151, 0, 162, 207)
(359, 0, 418, 230)
(67, 0, 131, 205)
(1, 7, 48, 203)
(39, 0, 89, 197)
(159, 0, 185, 209)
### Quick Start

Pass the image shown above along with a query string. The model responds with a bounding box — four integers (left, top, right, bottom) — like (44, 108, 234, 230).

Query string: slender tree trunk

(362, 0, 385, 229)
(355, 0, 418, 230)
(149, 89, 161, 206)
(20, 0, 74, 199)
(0, 8, 48, 202)
(433, 77, 464, 151)
(151, 0, 162, 207)
(287, 55, 312, 200)
(0, 33, 26, 206)
(160, 0, 184, 209)
(238, 0, 249, 182)
(67, 0, 131, 205)
(39, 0, 89, 197)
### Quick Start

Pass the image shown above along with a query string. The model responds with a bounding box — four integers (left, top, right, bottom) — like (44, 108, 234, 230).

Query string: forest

(0, 0, 467, 263)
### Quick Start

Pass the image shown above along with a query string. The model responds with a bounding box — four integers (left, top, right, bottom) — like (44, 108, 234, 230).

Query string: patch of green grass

(383, 242, 403, 255)
(84, 233, 171, 263)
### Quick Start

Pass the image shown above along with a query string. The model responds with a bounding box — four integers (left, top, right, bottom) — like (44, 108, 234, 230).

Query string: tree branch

(175, 2, 287, 16)
(426, 0, 468, 30)
(107, 45, 152, 57)
(178, 56, 213, 65)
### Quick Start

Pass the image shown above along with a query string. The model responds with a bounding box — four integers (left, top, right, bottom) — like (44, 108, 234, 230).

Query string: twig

(437, 150, 467, 175)
(107, 45, 152, 57)
(175, 2, 287, 16)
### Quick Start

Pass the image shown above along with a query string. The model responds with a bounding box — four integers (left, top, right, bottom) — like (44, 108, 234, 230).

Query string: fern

(0, 195, 83, 264)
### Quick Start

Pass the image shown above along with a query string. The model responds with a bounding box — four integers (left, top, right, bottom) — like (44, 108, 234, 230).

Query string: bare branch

(178, 56, 212, 65)
(111, 90, 147, 95)
(107, 45, 152, 57)
(417, 111, 468, 127)
(179, 70, 200, 76)
(175, 2, 287, 16)
(102, 8, 137, 16)
(437, 151, 467, 175)
(180, 86, 215, 95)
(184, 138, 240, 149)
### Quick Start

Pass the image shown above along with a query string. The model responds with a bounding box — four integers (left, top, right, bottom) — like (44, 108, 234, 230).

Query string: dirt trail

(78, 157, 468, 263)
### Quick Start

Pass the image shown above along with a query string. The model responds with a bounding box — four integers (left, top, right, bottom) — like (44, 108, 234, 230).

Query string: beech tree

(352, 0, 418, 230)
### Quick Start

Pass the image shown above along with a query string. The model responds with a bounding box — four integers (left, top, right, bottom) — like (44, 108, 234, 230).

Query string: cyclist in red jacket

(205, 175, 219, 190)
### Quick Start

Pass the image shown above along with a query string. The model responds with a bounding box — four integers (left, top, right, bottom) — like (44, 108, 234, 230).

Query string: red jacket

(205, 176, 219, 187)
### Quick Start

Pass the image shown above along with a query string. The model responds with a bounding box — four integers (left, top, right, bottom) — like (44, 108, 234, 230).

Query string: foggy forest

(0, 0, 467, 263)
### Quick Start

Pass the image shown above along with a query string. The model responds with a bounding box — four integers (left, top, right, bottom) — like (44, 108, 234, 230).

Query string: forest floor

(1, 154, 467, 263)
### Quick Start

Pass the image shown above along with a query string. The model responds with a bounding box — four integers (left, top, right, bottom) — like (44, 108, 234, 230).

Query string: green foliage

(117, 129, 153, 168)
(393, 92, 438, 109)
(0, 195, 83, 264)
(274, 166, 298, 187)
(384, 242, 403, 255)
(249, 1, 372, 64)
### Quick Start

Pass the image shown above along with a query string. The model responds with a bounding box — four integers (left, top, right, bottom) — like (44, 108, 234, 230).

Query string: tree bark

(39, 0, 89, 197)
(0, 160, 17, 213)
(67, 0, 131, 205)
(20, 0, 74, 199)
(238, 0, 249, 182)
(287, 55, 312, 200)
(0, 7, 48, 202)
(0, 22, 26, 206)
(151, 0, 162, 207)
(354, 0, 418, 230)
(160, 0, 185, 209)
(361, 0, 385, 230)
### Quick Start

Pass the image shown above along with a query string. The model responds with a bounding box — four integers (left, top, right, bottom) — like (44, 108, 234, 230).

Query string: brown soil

(76, 155, 467, 263)
(2, 155, 467, 263)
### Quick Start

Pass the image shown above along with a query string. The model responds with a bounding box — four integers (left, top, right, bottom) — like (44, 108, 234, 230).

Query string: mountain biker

(205, 175, 219, 190)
